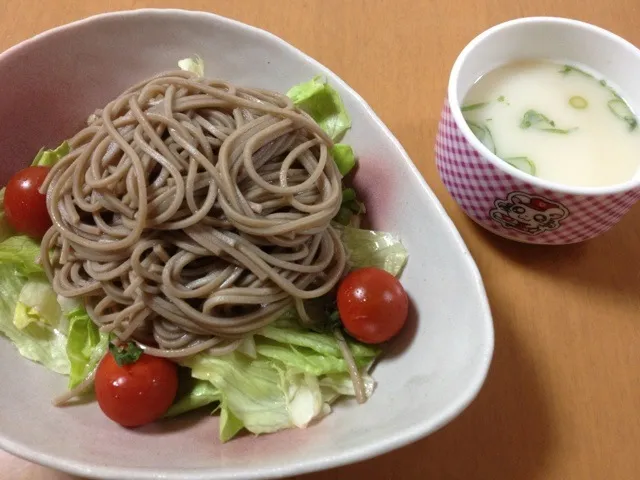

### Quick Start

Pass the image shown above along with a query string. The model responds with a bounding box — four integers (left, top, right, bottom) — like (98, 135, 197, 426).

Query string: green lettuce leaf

(0, 227, 104, 387)
(178, 55, 205, 77)
(259, 320, 378, 359)
(13, 277, 61, 330)
(236, 335, 257, 359)
(182, 353, 294, 436)
(287, 76, 352, 141)
(182, 348, 377, 442)
(0, 236, 43, 275)
(0, 265, 104, 383)
(220, 401, 245, 442)
(320, 372, 376, 400)
(0, 140, 107, 386)
(165, 376, 221, 418)
(0, 265, 70, 374)
(31, 141, 70, 167)
(254, 343, 371, 376)
(180, 315, 379, 442)
(64, 303, 108, 389)
(341, 226, 408, 276)
(0, 220, 70, 373)
(331, 144, 356, 176)
(285, 371, 325, 429)
(0, 189, 15, 242)
(334, 188, 365, 226)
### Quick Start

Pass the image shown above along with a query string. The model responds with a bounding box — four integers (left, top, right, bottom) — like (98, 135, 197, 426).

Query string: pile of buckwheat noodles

(40, 70, 350, 402)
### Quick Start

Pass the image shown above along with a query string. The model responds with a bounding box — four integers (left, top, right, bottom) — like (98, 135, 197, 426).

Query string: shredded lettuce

(181, 349, 375, 441)
(0, 263, 70, 374)
(0, 236, 44, 275)
(341, 226, 408, 276)
(0, 189, 15, 243)
(0, 174, 71, 372)
(64, 301, 108, 389)
(260, 316, 378, 359)
(31, 141, 70, 167)
(13, 278, 61, 330)
(0, 227, 106, 382)
(178, 55, 205, 77)
(335, 189, 365, 226)
(286, 76, 352, 142)
(165, 375, 221, 418)
(220, 402, 245, 442)
(331, 144, 356, 176)
(170, 318, 379, 443)
(182, 353, 293, 435)
(0, 143, 103, 385)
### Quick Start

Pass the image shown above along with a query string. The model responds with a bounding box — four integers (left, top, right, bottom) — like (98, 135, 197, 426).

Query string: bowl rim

(0, 8, 495, 479)
(448, 16, 640, 197)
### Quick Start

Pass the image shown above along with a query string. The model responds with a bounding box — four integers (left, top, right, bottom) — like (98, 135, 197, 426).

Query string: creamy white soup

(461, 60, 640, 187)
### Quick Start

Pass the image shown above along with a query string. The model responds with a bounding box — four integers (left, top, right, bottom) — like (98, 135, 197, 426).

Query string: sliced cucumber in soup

(504, 156, 536, 176)
(569, 96, 588, 109)
(461, 102, 488, 112)
(607, 99, 638, 131)
(466, 121, 496, 154)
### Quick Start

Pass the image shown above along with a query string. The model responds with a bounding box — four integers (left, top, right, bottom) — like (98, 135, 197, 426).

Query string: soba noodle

(40, 70, 347, 363)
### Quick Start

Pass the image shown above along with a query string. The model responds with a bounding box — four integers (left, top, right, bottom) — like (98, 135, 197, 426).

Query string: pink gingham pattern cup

(435, 17, 640, 245)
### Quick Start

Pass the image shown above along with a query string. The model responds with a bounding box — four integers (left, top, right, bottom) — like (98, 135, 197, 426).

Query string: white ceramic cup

(435, 17, 640, 244)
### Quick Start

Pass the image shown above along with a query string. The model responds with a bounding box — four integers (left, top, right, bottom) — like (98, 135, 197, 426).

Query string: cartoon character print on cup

(490, 191, 570, 236)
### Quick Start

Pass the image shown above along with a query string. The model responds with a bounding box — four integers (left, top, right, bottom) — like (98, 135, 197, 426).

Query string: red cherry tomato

(94, 350, 178, 428)
(4, 166, 52, 238)
(337, 267, 409, 344)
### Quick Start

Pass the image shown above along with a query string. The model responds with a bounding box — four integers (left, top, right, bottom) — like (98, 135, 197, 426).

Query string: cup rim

(448, 16, 640, 197)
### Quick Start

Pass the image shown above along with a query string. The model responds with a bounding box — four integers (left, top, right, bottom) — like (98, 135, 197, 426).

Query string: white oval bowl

(0, 9, 494, 480)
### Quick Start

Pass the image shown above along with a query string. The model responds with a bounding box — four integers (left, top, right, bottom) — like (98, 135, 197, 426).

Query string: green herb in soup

(559, 63, 638, 131)
(559, 64, 594, 78)
(519, 109, 575, 134)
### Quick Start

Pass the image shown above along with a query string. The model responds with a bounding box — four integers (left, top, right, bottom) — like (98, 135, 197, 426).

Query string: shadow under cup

(435, 17, 640, 245)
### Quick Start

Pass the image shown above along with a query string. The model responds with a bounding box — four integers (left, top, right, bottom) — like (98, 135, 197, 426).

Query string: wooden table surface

(1, 1, 639, 479)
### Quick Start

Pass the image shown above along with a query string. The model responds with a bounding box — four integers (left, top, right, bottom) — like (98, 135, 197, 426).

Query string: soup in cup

(436, 17, 640, 244)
